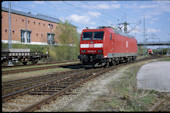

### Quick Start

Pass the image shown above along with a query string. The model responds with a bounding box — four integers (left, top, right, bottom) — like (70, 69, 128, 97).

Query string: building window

(5, 29, 7, 33)
(36, 33, 38, 37)
(21, 30, 31, 43)
(47, 33, 55, 44)
(43, 23, 45, 27)
(39, 23, 40, 26)
(22, 19, 24, 23)
(28, 20, 30, 23)
(33, 21, 35, 25)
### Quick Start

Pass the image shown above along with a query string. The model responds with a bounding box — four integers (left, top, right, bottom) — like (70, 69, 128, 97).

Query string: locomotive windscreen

(82, 32, 93, 40)
(93, 32, 104, 40)
(82, 31, 104, 40)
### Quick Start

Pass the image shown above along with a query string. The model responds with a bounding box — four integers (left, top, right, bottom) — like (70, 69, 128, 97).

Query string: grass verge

(93, 63, 160, 111)
(2, 68, 71, 82)
(159, 57, 170, 61)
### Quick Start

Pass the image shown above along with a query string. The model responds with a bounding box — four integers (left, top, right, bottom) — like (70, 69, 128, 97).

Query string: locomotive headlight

(81, 50, 86, 53)
(98, 50, 102, 53)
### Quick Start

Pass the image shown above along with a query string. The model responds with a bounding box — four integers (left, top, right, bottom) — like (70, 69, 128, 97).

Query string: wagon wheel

(32, 59, 38, 65)
(129, 57, 133, 62)
(109, 62, 113, 66)
(126, 57, 130, 63)
(116, 60, 119, 65)
(104, 61, 109, 68)
(22, 61, 27, 65)
(132, 56, 136, 61)
(92, 64, 96, 69)
(110, 60, 116, 66)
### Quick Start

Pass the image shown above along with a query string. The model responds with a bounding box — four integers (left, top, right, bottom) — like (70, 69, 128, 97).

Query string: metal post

(143, 16, 147, 55)
(8, 1, 13, 66)
(8, 1, 12, 49)
(25, 15, 27, 43)
(50, 24, 52, 44)
(143, 16, 146, 42)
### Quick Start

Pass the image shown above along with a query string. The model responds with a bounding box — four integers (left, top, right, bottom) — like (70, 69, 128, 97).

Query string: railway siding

(2, 62, 80, 75)
(2, 60, 79, 71)
(2, 69, 83, 96)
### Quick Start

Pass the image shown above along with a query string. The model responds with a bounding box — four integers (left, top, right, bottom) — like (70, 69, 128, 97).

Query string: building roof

(2, 7, 66, 25)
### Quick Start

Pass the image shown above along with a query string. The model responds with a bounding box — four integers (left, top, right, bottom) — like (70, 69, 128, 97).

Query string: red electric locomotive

(78, 26, 138, 67)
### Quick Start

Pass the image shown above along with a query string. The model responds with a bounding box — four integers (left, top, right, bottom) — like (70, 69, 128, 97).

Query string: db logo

(89, 44, 94, 48)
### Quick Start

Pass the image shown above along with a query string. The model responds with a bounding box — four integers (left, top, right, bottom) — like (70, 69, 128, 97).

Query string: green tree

(49, 20, 80, 61)
(138, 46, 147, 55)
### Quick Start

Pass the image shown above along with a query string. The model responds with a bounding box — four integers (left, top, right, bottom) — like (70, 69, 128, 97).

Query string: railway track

(2, 61, 81, 75)
(149, 93, 170, 111)
(2, 56, 165, 112)
(2, 67, 105, 112)
(2, 69, 83, 96)
(2, 60, 79, 69)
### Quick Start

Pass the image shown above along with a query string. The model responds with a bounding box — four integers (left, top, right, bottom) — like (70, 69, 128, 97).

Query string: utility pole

(25, 15, 27, 43)
(118, 13, 130, 33)
(143, 16, 146, 43)
(118, 21, 130, 33)
(8, 1, 13, 66)
(8, 1, 12, 49)
(143, 16, 147, 55)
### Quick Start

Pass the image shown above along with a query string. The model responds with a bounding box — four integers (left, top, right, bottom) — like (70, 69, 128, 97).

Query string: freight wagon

(1, 48, 49, 66)
(78, 26, 138, 67)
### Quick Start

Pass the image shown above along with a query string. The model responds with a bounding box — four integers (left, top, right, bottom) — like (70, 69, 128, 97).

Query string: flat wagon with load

(1, 48, 49, 66)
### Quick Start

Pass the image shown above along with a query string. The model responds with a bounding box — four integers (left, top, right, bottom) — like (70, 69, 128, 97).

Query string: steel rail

(2, 60, 79, 68)
(2, 69, 79, 88)
(149, 100, 164, 111)
(2, 70, 85, 102)
(19, 68, 107, 112)
(2, 62, 81, 75)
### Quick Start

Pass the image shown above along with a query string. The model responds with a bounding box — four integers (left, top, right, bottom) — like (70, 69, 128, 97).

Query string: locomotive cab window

(93, 32, 104, 40)
(82, 32, 93, 40)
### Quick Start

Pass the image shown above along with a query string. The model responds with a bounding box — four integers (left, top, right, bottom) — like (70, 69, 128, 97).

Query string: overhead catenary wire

(63, 1, 119, 23)
(62, 1, 120, 29)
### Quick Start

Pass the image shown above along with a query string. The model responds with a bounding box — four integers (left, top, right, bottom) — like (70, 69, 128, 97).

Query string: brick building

(1, 7, 76, 45)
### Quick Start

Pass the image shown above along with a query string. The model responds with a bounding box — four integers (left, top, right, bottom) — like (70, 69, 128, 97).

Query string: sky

(2, 0, 170, 49)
